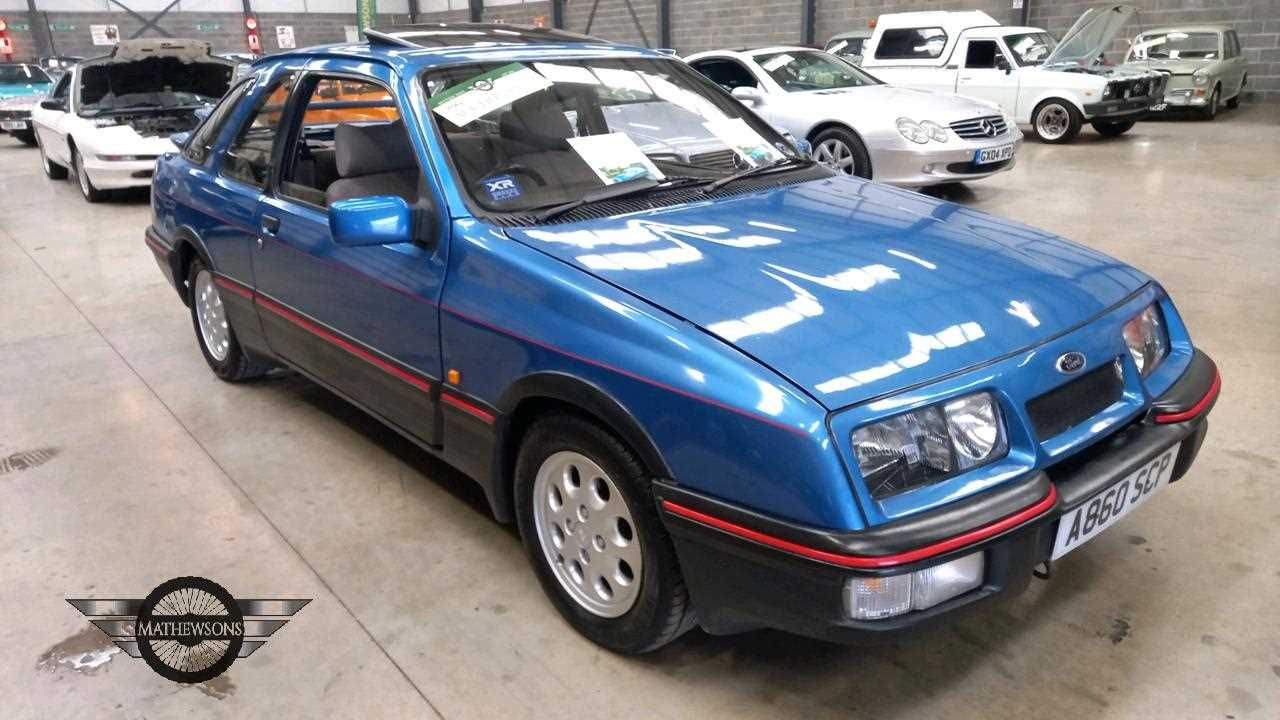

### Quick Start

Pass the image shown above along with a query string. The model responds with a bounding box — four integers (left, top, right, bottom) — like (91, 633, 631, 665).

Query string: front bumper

(872, 131, 1022, 187)
(84, 156, 160, 190)
(656, 350, 1219, 643)
(1083, 96, 1159, 119)
(0, 110, 32, 134)
(1152, 86, 1212, 110)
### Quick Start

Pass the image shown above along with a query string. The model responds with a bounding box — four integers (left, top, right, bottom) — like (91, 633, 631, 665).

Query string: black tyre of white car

(1030, 99, 1082, 143)
(1091, 119, 1135, 137)
(811, 126, 872, 179)
(73, 147, 109, 202)
(37, 134, 68, 179)
(1201, 85, 1220, 120)
(13, 128, 36, 146)
(187, 258, 272, 382)
(514, 413, 696, 654)
(1227, 76, 1244, 109)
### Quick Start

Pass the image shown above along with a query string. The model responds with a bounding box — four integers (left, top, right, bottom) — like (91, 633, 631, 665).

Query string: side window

(875, 27, 948, 60)
(964, 40, 1004, 69)
(1227, 32, 1240, 58)
(222, 74, 298, 189)
(183, 81, 251, 164)
(278, 75, 417, 207)
(691, 59, 758, 90)
(50, 73, 70, 101)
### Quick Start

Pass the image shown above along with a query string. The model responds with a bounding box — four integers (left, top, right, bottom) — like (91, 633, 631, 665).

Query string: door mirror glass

(995, 54, 1011, 73)
(731, 85, 765, 105)
(39, 98, 66, 112)
(170, 131, 192, 149)
(329, 195, 412, 246)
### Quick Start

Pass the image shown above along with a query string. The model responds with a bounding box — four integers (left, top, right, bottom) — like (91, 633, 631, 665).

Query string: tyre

(13, 128, 36, 146)
(1201, 85, 1220, 121)
(187, 258, 272, 382)
(37, 134, 68, 179)
(514, 413, 695, 654)
(1030, 99, 1082, 143)
(73, 147, 109, 202)
(1090, 119, 1135, 137)
(811, 125, 872, 179)
(1227, 76, 1245, 109)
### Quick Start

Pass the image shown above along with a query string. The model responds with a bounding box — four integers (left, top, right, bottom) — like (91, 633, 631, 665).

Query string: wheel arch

(488, 371, 673, 524)
(170, 225, 214, 306)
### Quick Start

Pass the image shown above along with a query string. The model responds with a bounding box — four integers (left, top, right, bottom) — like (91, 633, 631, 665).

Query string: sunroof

(365, 23, 602, 49)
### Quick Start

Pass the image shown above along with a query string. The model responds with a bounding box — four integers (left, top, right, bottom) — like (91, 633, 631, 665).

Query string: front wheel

(811, 126, 872, 179)
(1201, 85, 1220, 120)
(515, 413, 695, 653)
(37, 134, 68, 179)
(187, 258, 272, 382)
(1031, 99, 1082, 143)
(73, 148, 109, 202)
(1091, 119, 1135, 137)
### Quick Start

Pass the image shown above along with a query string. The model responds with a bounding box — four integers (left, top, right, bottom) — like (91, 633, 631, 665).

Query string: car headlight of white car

(896, 118, 949, 144)
(1192, 69, 1210, 86)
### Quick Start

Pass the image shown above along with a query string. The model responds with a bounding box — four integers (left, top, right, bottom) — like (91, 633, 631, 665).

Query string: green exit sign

(49, 22, 77, 32)
(10, 21, 30, 31)
(195, 21, 221, 32)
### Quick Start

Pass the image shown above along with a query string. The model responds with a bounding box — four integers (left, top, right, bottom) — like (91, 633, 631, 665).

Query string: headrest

(499, 92, 575, 149)
(335, 121, 416, 178)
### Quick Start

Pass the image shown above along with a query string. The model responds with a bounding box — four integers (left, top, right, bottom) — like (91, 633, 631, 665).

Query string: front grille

(948, 115, 1008, 139)
(1026, 359, 1124, 440)
(946, 158, 1013, 174)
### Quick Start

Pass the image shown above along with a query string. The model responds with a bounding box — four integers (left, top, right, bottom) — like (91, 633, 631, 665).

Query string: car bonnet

(1044, 4, 1137, 68)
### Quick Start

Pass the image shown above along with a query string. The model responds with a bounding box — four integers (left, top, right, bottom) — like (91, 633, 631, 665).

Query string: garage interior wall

(1, 0, 1276, 102)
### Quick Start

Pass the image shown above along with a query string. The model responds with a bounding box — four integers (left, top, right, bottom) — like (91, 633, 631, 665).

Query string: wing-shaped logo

(67, 576, 309, 683)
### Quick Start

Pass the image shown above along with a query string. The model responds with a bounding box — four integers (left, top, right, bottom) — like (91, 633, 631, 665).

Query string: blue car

(0, 62, 54, 145)
(145, 24, 1219, 652)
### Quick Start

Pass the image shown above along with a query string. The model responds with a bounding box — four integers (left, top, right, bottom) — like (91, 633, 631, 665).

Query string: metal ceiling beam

(469, 0, 483, 23)
(551, 0, 565, 29)
(107, 0, 183, 39)
(658, 0, 670, 49)
(24, 0, 51, 57)
(801, 0, 815, 46)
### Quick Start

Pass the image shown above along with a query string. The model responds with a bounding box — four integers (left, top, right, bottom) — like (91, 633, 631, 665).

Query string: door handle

(261, 214, 280, 235)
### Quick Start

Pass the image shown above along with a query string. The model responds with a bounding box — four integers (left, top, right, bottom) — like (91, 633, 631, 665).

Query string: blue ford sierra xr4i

(144, 24, 1220, 652)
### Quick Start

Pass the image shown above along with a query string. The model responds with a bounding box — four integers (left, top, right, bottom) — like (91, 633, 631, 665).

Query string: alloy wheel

(532, 450, 642, 618)
(76, 152, 92, 197)
(815, 138, 857, 174)
(194, 270, 231, 362)
(1036, 104, 1070, 140)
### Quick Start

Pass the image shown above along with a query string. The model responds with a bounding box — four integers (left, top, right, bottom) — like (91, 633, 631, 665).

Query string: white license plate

(1150, 103, 1168, 112)
(1, 120, 27, 130)
(974, 143, 1015, 165)
(1051, 445, 1178, 560)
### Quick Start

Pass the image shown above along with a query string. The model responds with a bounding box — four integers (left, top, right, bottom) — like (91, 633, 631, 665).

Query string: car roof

(827, 30, 872, 40)
(258, 23, 663, 72)
(1136, 25, 1231, 35)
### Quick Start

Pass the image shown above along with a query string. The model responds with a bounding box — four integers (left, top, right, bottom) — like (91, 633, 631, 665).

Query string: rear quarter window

(875, 28, 948, 60)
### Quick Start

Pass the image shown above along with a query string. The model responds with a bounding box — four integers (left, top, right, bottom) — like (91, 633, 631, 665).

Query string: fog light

(844, 552, 985, 620)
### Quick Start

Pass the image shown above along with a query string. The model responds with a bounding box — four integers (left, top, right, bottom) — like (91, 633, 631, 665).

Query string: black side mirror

(39, 98, 66, 112)
(996, 56, 1011, 74)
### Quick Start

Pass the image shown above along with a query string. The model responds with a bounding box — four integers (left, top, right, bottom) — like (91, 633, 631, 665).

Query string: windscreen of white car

(0, 64, 52, 85)
(1004, 33, 1059, 66)
(1127, 32, 1221, 61)
(423, 57, 814, 216)
(752, 51, 881, 92)
(78, 57, 232, 114)
(826, 37, 866, 58)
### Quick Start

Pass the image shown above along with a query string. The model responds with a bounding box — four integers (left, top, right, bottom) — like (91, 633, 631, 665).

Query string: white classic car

(31, 38, 234, 202)
(860, 5, 1167, 143)
(687, 47, 1021, 187)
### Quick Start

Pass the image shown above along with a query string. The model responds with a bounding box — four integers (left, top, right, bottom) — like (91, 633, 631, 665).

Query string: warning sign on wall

(275, 25, 296, 49)
(90, 24, 119, 46)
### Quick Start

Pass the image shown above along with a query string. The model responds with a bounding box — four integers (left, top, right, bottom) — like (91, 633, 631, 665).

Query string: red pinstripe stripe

(1154, 369, 1220, 424)
(213, 275, 255, 300)
(662, 484, 1059, 569)
(441, 392, 496, 424)
(254, 294, 433, 393)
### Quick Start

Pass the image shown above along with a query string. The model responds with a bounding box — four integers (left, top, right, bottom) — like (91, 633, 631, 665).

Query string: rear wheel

(1090, 119, 1135, 137)
(811, 126, 872, 179)
(37, 134, 68, 179)
(1200, 85, 1220, 121)
(73, 148, 109, 202)
(188, 258, 271, 382)
(1031, 99, 1082, 143)
(515, 413, 695, 653)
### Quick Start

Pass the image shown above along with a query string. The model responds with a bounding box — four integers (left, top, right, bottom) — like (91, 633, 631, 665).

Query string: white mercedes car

(31, 39, 234, 202)
(686, 47, 1022, 187)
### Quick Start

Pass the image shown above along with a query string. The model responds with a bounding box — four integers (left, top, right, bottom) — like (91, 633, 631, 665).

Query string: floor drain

(0, 448, 58, 475)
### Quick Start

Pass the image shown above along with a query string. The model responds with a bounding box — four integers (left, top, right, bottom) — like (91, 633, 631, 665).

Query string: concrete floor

(2, 105, 1278, 720)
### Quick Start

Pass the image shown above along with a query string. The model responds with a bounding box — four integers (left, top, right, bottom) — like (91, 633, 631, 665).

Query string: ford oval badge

(1056, 351, 1086, 374)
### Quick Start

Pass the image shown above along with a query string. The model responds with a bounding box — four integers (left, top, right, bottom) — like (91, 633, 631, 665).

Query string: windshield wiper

(700, 156, 816, 195)
(533, 176, 709, 222)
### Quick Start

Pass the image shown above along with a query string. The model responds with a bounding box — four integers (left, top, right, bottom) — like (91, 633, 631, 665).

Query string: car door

(250, 65, 445, 445)
(1225, 31, 1247, 95)
(33, 69, 72, 164)
(955, 39, 1019, 114)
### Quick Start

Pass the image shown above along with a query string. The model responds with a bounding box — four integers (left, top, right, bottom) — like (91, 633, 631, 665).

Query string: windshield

(424, 57, 803, 215)
(826, 37, 866, 58)
(0, 64, 52, 85)
(79, 57, 232, 114)
(1128, 32, 1220, 60)
(1005, 33, 1058, 66)
(752, 50, 880, 91)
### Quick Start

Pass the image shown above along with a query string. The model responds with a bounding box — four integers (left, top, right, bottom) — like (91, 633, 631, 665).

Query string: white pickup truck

(860, 5, 1167, 143)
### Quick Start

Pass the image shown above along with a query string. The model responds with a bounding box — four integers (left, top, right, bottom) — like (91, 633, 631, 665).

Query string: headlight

(852, 391, 1008, 499)
(1193, 69, 1209, 86)
(1102, 83, 1115, 100)
(896, 117, 931, 144)
(920, 120, 949, 142)
(1122, 303, 1169, 377)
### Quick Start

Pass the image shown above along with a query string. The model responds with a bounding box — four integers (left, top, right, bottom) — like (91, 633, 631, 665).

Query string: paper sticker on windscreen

(566, 133, 666, 185)
(429, 63, 552, 127)
(703, 118, 785, 167)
